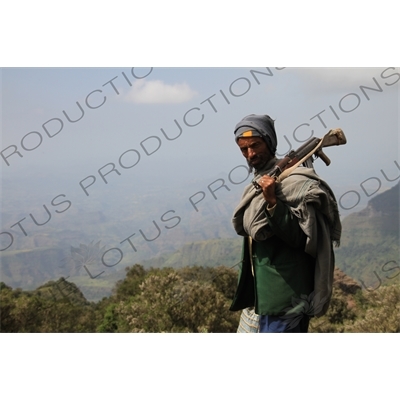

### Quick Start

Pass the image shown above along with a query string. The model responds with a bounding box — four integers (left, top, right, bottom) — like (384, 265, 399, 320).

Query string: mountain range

(334, 181, 399, 288)
(1, 180, 398, 301)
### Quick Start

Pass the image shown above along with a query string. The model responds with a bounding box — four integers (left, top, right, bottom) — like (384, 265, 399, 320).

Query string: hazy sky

(2, 67, 398, 186)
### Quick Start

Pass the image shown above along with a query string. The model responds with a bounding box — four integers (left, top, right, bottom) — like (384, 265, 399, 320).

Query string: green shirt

(230, 198, 315, 315)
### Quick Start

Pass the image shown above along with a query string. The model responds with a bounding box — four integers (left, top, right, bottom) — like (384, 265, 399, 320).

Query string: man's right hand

(257, 175, 277, 208)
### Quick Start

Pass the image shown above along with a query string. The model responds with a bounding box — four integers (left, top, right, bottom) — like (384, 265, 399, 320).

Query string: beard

(246, 159, 253, 173)
(246, 153, 271, 172)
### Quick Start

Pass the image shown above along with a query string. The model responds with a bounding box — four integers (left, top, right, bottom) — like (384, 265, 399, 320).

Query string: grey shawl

(232, 162, 342, 317)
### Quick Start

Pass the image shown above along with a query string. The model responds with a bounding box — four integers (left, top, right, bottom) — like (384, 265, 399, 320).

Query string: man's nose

(248, 148, 256, 158)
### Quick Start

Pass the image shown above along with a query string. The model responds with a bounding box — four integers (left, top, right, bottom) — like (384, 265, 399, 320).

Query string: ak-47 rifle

(252, 128, 347, 194)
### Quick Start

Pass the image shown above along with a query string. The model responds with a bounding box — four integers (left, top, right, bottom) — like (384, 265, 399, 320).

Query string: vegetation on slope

(1, 265, 398, 333)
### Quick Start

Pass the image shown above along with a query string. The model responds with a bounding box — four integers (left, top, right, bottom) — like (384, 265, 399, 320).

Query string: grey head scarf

(234, 114, 277, 155)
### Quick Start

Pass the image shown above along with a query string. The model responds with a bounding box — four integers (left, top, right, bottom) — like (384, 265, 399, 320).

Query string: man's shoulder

(277, 167, 336, 206)
(279, 167, 320, 192)
(285, 167, 321, 182)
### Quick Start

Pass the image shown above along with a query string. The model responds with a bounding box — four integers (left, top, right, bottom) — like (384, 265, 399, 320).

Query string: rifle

(252, 128, 347, 194)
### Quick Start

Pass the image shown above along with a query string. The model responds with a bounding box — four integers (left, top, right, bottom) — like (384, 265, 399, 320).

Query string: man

(229, 114, 342, 333)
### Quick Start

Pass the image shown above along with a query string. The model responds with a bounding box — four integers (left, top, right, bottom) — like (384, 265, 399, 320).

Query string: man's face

(237, 137, 273, 170)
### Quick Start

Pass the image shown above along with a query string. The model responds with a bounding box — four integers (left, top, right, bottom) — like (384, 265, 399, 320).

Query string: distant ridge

(334, 181, 399, 287)
(2, 181, 398, 300)
(139, 237, 243, 269)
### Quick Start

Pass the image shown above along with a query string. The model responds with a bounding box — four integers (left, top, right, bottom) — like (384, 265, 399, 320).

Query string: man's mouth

(249, 157, 260, 165)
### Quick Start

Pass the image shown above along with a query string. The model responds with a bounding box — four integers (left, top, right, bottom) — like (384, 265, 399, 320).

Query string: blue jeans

(259, 315, 310, 333)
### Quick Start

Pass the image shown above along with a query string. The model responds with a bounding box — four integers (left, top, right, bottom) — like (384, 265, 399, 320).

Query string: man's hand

(257, 175, 277, 207)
